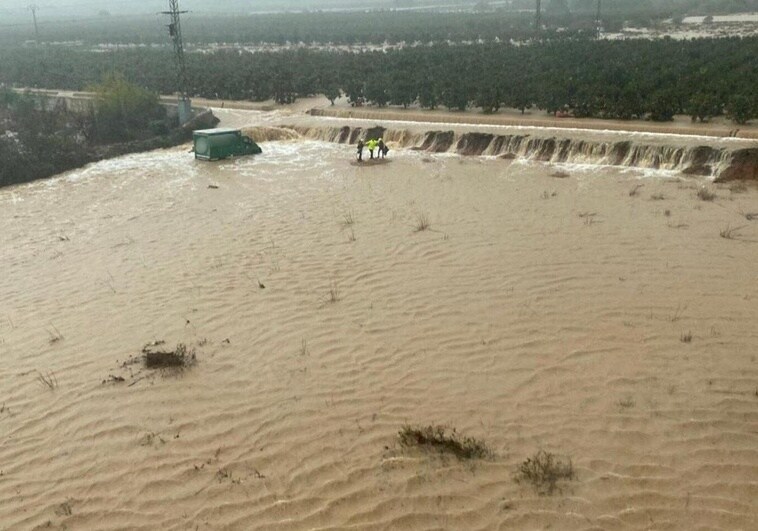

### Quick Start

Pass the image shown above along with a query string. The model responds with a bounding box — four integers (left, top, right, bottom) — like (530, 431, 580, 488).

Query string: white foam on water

(1, 191, 24, 205)
(554, 161, 681, 179)
(311, 115, 750, 144)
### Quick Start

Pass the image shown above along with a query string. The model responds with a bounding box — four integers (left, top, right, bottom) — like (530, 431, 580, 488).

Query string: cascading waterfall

(253, 125, 756, 181)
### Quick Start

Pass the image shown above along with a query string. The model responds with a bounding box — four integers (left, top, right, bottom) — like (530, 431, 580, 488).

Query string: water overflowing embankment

(244, 124, 758, 182)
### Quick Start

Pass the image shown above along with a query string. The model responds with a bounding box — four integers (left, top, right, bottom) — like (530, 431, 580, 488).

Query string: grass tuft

(342, 210, 355, 226)
(36, 370, 58, 390)
(719, 224, 745, 240)
(617, 397, 635, 408)
(667, 221, 689, 229)
(668, 303, 686, 322)
(398, 424, 490, 460)
(47, 324, 64, 345)
(697, 186, 717, 201)
(328, 280, 341, 303)
(516, 450, 575, 495)
(414, 212, 431, 232)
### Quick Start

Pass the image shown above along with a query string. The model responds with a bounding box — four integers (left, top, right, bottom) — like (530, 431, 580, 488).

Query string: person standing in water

(357, 139, 365, 162)
(377, 138, 386, 159)
(366, 138, 378, 159)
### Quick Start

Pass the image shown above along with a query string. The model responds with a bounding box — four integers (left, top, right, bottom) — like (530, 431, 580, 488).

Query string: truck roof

(193, 128, 240, 135)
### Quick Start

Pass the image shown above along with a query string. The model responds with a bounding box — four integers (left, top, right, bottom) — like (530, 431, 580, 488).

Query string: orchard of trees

(0, 36, 755, 124)
(2, 1, 757, 46)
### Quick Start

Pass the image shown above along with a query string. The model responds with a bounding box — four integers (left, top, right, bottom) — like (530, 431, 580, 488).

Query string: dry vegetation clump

(36, 370, 58, 390)
(398, 424, 490, 460)
(47, 324, 64, 345)
(697, 186, 717, 201)
(719, 224, 745, 240)
(628, 184, 644, 197)
(414, 212, 431, 232)
(516, 450, 576, 495)
(667, 221, 689, 229)
(617, 397, 635, 409)
(728, 181, 748, 194)
(680, 331, 693, 343)
(142, 342, 196, 369)
(342, 209, 355, 226)
(328, 280, 341, 303)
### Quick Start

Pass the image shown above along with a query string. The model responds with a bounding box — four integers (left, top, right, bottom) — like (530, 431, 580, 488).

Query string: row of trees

(5, 1, 758, 46)
(0, 79, 177, 188)
(0, 12, 569, 47)
(1, 37, 755, 123)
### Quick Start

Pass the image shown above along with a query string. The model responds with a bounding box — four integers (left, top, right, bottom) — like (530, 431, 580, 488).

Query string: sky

(0, 0, 405, 20)
(0, 1, 752, 25)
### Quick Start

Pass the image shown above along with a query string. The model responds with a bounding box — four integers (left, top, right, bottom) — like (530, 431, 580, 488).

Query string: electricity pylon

(596, 0, 602, 39)
(162, 0, 192, 124)
(535, 0, 541, 33)
(29, 4, 39, 42)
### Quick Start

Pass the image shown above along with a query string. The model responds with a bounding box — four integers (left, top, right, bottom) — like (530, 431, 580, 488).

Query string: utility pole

(535, 0, 541, 33)
(29, 4, 39, 42)
(595, 0, 602, 39)
(162, 0, 192, 124)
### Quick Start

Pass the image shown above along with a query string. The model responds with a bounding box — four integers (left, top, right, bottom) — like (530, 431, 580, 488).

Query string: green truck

(193, 128, 262, 161)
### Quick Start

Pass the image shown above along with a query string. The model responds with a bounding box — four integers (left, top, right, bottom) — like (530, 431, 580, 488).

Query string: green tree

(418, 81, 439, 110)
(506, 84, 531, 114)
(388, 71, 417, 109)
(89, 73, 165, 143)
(725, 94, 753, 125)
(648, 91, 677, 122)
(322, 84, 341, 105)
(686, 92, 721, 122)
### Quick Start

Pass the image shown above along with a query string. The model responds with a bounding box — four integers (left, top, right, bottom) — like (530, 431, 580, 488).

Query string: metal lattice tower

(29, 4, 40, 41)
(162, 0, 192, 123)
(595, 0, 602, 39)
(535, 0, 541, 32)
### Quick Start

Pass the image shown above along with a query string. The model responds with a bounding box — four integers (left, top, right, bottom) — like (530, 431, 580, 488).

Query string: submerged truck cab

(193, 128, 262, 161)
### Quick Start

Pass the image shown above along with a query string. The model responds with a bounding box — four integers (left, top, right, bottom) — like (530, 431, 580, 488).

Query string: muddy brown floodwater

(1, 109, 758, 530)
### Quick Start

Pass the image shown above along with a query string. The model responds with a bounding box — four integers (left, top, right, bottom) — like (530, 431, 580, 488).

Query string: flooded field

(1, 111, 758, 530)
